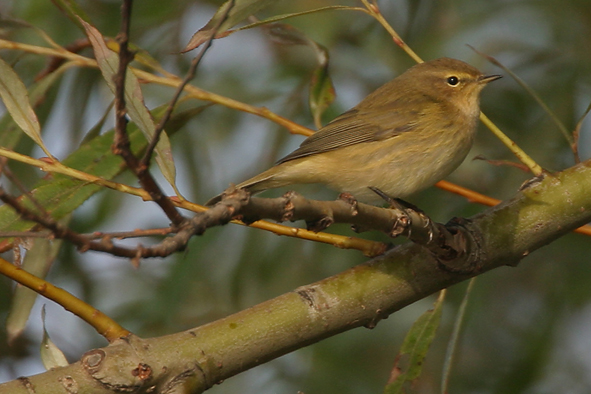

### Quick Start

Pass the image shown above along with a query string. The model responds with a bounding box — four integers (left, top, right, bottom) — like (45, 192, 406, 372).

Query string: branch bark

(2, 160, 590, 393)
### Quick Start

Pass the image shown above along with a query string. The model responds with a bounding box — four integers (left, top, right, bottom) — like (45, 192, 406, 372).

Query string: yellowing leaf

(309, 61, 335, 129)
(384, 291, 445, 394)
(183, 0, 278, 52)
(81, 20, 180, 195)
(0, 57, 52, 157)
(260, 22, 335, 129)
(6, 234, 64, 344)
(40, 305, 69, 370)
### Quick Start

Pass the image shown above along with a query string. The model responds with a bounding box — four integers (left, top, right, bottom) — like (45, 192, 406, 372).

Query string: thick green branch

(1, 160, 590, 393)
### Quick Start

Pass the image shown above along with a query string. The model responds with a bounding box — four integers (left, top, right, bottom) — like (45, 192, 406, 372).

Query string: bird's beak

(479, 74, 502, 84)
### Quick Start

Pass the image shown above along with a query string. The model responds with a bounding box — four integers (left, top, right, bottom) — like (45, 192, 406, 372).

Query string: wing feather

(277, 100, 422, 164)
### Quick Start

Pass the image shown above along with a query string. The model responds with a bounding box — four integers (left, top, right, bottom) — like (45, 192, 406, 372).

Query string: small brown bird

(207, 57, 500, 205)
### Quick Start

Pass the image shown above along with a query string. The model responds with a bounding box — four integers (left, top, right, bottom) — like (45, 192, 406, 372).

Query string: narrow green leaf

(441, 279, 476, 394)
(0, 104, 201, 234)
(81, 20, 180, 196)
(261, 22, 310, 45)
(0, 57, 52, 157)
(231, 6, 363, 35)
(309, 60, 335, 129)
(50, 0, 91, 31)
(384, 291, 445, 394)
(80, 100, 113, 145)
(183, 0, 278, 52)
(132, 46, 171, 77)
(470, 46, 572, 145)
(0, 129, 133, 233)
(0, 62, 72, 150)
(40, 305, 69, 370)
(6, 231, 65, 344)
(0, 107, 24, 150)
(259, 22, 335, 129)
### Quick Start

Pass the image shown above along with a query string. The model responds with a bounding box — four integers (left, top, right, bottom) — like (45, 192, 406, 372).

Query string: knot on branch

(431, 218, 483, 275)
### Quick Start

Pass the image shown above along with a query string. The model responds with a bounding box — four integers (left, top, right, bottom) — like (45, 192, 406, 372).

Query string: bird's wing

(277, 103, 420, 164)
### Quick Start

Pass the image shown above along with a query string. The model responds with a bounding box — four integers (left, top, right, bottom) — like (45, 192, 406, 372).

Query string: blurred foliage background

(0, 0, 590, 393)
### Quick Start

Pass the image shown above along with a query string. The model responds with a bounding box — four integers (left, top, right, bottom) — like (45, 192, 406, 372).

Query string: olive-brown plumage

(207, 58, 500, 205)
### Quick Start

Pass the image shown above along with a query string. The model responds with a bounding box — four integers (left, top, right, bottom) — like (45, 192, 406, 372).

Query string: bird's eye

(447, 76, 459, 86)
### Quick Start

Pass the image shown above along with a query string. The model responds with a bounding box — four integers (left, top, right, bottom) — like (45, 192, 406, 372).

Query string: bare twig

(572, 99, 591, 164)
(141, 0, 235, 168)
(112, 0, 135, 163)
(0, 185, 95, 249)
(0, 182, 382, 262)
(35, 37, 91, 81)
(3, 159, 591, 392)
(215, 187, 476, 270)
(0, 185, 187, 263)
(111, 0, 185, 226)
(0, 227, 174, 240)
(0, 158, 49, 217)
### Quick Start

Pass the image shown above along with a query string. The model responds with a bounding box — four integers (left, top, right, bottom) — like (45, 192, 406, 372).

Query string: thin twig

(361, 2, 543, 176)
(112, 0, 135, 163)
(35, 37, 91, 81)
(0, 227, 174, 240)
(111, 0, 185, 226)
(469, 46, 575, 151)
(141, 0, 235, 167)
(0, 158, 49, 217)
(572, 99, 591, 164)
(0, 185, 190, 262)
(0, 148, 385, 256)
(0, 39, 313, 136)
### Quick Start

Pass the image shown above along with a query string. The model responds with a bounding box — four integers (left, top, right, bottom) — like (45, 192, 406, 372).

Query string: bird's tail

(205, 168, 286, 206)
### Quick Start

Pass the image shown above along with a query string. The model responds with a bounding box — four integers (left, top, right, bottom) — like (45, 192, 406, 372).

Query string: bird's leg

(367, 187, 416, 238)
(368, 187, 480, 274)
